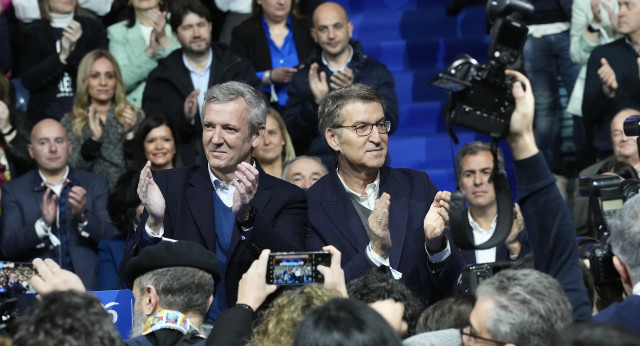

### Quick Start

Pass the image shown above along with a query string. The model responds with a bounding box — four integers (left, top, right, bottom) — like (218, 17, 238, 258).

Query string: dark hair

(170, 0, 211, 32)
(456, 141, 506, 184)
(293, 298, 402, 346)
(553, 322, 640, 346)
(133, 114, 181, 170)
(12, 290, 121, 346)
(415, 295, 475, 333)
(126, 1, 168, 28)
(109, 169, 141, 234)
(596, 160, 639, 179)
(347, 270, 423, 337)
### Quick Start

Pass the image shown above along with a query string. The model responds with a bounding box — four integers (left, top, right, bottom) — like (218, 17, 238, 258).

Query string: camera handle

(449, 141, 514, 250)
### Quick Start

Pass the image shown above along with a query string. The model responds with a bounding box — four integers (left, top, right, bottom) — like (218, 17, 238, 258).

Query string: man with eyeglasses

(304, 83, 464, 306)
(283, 2, 398, 168)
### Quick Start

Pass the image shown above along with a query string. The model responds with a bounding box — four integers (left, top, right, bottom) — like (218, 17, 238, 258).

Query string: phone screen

(266, 252, 330, 285)
(0, 262, 38, 295)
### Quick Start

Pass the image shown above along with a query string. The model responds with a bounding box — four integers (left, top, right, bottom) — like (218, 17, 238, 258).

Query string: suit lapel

(380, 167, 409, 269)
(186, 166, 217, 251)
(320, 172, 369, 251)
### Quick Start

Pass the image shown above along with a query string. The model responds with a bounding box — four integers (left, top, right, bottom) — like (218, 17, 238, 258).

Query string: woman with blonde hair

(254, 107, 295, 178)
(61, 49, 143, 190)
(248, 284, 342, 346)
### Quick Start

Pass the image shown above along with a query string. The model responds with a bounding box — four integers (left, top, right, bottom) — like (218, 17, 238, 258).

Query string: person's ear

(252, 125, 266, 149)
(144, 285, 160, 316)
(325, 128, 341, 152)
(28, 144, 34, 159)
(311, 27, 318, 43)
(347, 21, 354, 38)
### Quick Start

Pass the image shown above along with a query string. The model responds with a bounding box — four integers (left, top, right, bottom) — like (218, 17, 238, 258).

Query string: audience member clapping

(61, 49, 144, 190)
(108, 0, 181, 107)
(253, 107, 295, 178)
(230, 0, 314, 109)
(21, 0, 107, 123)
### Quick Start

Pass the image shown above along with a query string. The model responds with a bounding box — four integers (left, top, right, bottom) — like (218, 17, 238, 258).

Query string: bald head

(313, 2, 349, 25)
(28, 119, 72, 177)
(311, 2, 353, 59)
(610, 108, 640, 163)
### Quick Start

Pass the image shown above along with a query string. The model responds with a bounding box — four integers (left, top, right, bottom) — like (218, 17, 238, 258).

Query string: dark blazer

(230, 15, 314, 72)
(21, 16, 107, 123)
(141, 43, 261, 166)
(304, 166, 464, 306)
(127, 162, 307, 306)
(0, 168, 118, 290)
(594, 295, 640, 334)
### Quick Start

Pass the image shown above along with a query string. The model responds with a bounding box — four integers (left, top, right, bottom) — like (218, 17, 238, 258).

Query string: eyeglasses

(460, 326, 507, 346)
(334, 120, 391, 137)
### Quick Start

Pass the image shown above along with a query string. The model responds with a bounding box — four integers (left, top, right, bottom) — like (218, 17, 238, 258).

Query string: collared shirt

(337, 168, 380, 210)
(336, 168, 450, 278)
(624, 35, 640, 56)
(183, 48, 213, 124)
(468, 211, 498, 264)
(321, 44, 354, 72)
(257, 16, 298, 107)
(145, 162, 257, 238)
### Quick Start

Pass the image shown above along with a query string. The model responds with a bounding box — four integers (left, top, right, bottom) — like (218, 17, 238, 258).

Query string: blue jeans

(522, 30, 580, 172)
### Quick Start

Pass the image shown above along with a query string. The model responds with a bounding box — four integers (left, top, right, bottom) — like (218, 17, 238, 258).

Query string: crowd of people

(0, 0, 640, 345)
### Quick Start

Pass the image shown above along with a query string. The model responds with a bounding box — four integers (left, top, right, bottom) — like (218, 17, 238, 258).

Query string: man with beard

(142, 0, 261, 166)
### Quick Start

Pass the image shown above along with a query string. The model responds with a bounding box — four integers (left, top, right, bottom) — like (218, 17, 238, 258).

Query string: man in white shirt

(456, 141, 526, 264)
(0, 119, 117, 290)
(305, 83, 464, 306)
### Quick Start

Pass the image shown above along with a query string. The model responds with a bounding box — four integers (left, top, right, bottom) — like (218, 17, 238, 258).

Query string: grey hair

(317, 84, 386, 149)
(203, 81, 267, 135)
(282, 155, 328, 180)
(134, 267, 214, 318)
(476, 269, 573, 346)
(456, 141, 505, 184)
(608, 193, 640, 284)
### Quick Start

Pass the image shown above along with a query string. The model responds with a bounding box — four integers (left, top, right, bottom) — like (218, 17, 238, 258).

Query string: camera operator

(592, 193, 640, 334)
(464, 69, 592, 345)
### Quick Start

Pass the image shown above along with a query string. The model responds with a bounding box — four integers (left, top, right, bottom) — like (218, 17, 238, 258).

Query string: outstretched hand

(30, 258, 86, 297)
(236, 249, 278, 311)
(317, 245, 348, 298)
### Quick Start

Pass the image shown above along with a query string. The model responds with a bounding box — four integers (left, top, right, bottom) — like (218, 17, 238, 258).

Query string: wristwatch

(588, 23, 601, 33)
(238, 205, 256, 229)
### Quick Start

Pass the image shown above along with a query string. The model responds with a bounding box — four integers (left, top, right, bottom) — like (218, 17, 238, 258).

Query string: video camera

(578, 175, 640, 286)
(429, 0, 533, 141)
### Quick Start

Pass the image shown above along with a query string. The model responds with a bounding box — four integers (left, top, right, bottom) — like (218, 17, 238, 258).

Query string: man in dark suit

(455, 141, 527, 265)
(304, 83, 463, 306)
(284, 2, 398, 167)
(0, 119, 117, 290)
(134, 81, 306, 320)
(142, 0, 261, 166)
